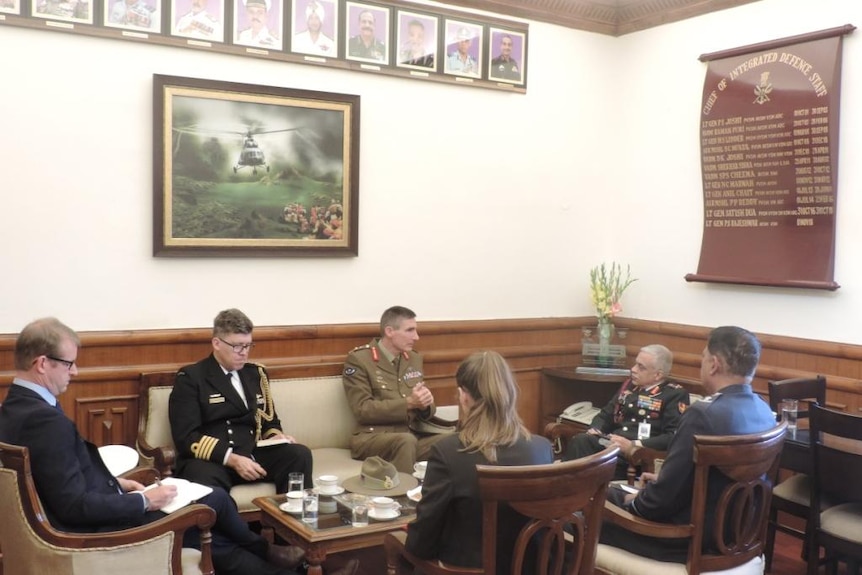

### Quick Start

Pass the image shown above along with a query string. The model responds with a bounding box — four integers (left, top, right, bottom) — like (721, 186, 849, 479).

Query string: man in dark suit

(0, 317, 363, 575)
(600, 325, 777, 562)
(169, 308, 313, 494)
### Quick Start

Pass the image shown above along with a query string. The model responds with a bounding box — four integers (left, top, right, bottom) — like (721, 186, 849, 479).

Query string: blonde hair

(15, 317, 80, 371)
(456, 351, 529, 463)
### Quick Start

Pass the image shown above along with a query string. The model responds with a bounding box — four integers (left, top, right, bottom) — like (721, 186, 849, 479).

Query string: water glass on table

(780, 399, 798, 436)
(288, 472, 304, 494)
(351, 494, 369, 527)
(301, 489, 318, 523)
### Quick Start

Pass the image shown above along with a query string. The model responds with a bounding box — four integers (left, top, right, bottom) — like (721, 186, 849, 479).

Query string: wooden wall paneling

(2, 317, 862, 445)
(516, 369, 542, 433)
(77, 395, 139, 446)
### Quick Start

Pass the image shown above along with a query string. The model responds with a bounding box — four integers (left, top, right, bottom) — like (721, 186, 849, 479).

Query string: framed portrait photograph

(32, 0, 93, 24)
(0, 0, 21, 15)
(171, 0, 224, 42)
(488, 27, 526, 85)
(153, 74, 360, 257)
(442, 19, 482, 78)
(395, 9, 437, 72)
(233, 0, 282, 50)
(290, 0, 337, 58)
(104, 0, 161, 33)
(343, 1, 389, 65)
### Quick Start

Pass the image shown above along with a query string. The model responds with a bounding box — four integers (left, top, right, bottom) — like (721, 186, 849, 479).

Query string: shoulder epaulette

(349, 343, 373, 353)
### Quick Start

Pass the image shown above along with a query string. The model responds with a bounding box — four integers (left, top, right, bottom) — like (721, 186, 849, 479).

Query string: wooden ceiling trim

(616, 0, 764, 35)
(436, 0, 765, 36)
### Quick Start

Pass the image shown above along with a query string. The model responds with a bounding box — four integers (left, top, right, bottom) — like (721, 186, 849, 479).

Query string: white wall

(0, 0, 860, 344)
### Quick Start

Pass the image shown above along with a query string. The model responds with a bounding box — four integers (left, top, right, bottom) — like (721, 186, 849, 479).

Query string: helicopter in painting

(232, 127, 302, 174)
(173, 124, 301, 175)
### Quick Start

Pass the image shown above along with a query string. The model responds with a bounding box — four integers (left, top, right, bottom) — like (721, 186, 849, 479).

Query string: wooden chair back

(385, 445, 619, 575)
(807, 405, 862, 573)
(767, 375, 826, 419)
(0, 441, 215, 575)
(687, 422, 787, 574)
(809, 404, 862, 503)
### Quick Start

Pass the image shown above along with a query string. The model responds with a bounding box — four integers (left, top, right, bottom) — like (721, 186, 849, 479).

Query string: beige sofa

(138, 371, 458, 521)
(138, 374, 365, 520)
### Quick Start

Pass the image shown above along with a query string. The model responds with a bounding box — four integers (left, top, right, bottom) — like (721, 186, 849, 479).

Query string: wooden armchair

(384, 446, 620, 575)
(594, 422, 787, 575)
(0, 442, 215, 575)
(807, 405, 862, 575)
(544, 421, 666, 485)
(764, 375, 826, 572)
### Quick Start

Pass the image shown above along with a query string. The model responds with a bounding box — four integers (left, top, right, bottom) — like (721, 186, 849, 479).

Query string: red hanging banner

(686, 25, 854, 291)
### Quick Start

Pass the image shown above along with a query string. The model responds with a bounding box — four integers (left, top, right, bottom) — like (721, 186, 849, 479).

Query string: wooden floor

(324, 529, 822, 574)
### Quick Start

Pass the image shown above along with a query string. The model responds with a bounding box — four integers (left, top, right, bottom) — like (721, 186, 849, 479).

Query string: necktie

(229, 371, 248, 408)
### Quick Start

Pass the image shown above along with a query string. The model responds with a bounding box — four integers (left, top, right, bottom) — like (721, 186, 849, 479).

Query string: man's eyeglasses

(218, 338, 255, 353)
(46, 356, 76, 370)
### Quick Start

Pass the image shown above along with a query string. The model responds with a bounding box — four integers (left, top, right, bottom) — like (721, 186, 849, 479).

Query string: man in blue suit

(0, 317, 358, 575)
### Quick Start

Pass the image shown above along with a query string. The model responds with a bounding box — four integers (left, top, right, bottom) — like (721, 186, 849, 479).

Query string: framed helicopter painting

(153, 74, 360, 256)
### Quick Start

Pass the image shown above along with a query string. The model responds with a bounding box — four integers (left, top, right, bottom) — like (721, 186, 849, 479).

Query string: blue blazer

(0, 385, 145, 532)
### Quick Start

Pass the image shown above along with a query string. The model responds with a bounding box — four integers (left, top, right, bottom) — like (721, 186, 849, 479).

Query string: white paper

(140, 477, 213, 514)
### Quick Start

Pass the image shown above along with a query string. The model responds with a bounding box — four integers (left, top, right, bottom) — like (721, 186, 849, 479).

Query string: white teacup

(371, 496, 397, 511)
(315, 474, 340, 493)
(285, 490, 304, 512)
(413, 461, 427, 477)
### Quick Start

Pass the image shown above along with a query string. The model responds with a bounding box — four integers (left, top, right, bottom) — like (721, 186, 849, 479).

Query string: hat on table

(341, 456, 418, 497)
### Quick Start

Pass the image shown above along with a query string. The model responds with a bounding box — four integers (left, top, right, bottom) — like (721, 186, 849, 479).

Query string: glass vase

(597, 317, 614, 367)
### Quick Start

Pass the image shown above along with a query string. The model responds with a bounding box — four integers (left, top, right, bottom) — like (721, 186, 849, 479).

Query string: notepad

(256, 437, 292, 448)
(140, 477, 213, 514)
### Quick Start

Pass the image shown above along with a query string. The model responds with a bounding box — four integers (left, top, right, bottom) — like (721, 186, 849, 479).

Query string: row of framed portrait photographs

(5, 0, 527, 86)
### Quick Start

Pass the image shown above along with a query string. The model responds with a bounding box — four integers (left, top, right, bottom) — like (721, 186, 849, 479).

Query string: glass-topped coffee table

(253, 493, 417, 575)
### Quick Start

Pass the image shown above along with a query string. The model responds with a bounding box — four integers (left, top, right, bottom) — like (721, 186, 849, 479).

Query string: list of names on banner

(701, 104, 832, 230)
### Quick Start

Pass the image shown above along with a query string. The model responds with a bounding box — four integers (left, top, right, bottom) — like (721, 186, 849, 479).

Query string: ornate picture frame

(153, 74, 360, 257)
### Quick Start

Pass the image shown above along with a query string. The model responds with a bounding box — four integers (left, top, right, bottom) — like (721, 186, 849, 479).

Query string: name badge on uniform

(637, 422, 651, 440)
(209, 394, 225, 404)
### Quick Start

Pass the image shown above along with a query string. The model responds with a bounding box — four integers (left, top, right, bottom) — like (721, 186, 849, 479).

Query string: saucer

(369, 507, 401, 521)
(315, 486, 345, 496)
(412, 471, 425, 480)
(279, 501, 302, 514)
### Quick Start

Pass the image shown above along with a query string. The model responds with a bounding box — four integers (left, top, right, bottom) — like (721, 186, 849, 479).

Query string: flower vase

(597, 318, 614, 367)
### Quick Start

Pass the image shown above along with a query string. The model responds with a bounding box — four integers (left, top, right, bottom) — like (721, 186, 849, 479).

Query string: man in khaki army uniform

(563, 344, 689, 479)
(342, 306, 449, 472)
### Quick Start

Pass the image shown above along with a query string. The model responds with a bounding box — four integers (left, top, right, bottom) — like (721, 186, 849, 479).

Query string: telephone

(560, 401, 601, 425)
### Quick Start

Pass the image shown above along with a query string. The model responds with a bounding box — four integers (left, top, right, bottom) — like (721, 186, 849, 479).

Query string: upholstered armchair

(0, 442, 215, 575)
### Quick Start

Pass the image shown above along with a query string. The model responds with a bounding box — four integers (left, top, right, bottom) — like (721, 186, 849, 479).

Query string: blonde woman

(405, 351, 553, 572)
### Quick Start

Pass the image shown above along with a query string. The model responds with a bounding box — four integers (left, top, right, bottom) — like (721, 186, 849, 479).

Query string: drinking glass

(781, 399, 798, 436)
(351, 494, 369, 527)
(301, 489, 318, 523)
(288, 472, 304, 494)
